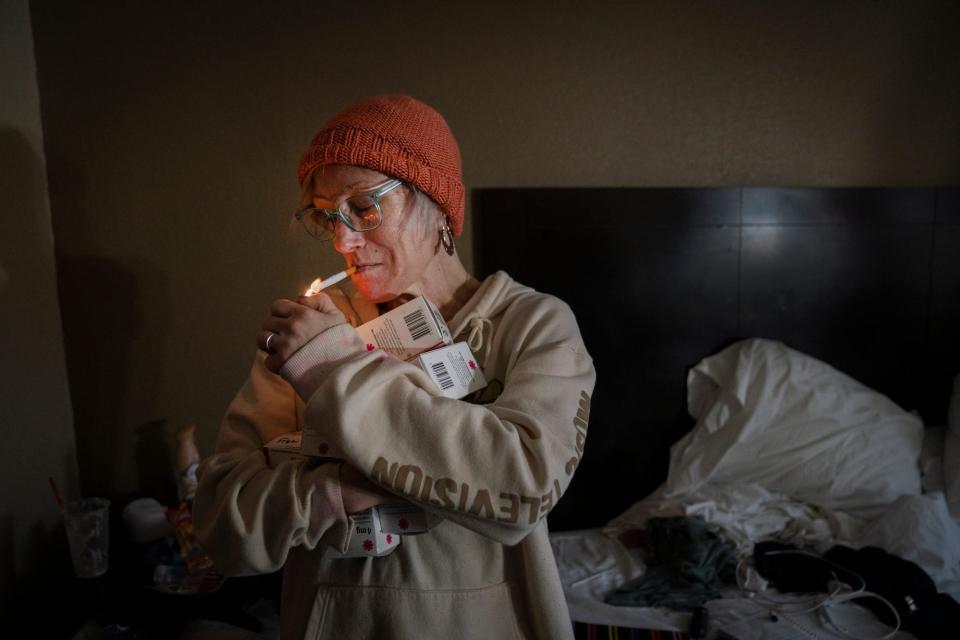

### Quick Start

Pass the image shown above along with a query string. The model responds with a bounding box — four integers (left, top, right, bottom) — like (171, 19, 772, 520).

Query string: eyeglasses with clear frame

(294, 178, 404, 240)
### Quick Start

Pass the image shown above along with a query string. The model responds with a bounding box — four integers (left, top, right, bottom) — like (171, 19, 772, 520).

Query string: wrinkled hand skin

(258, 293, 346, 373)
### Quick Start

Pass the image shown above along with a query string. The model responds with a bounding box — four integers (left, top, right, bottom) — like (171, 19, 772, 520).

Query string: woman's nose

(333, 222, 365, 254)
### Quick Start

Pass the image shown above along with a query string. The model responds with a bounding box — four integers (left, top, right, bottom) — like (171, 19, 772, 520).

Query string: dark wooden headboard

(473, 187, 960, 531)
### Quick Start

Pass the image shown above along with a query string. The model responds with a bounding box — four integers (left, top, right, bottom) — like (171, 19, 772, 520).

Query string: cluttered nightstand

(54, 496, 283, 640)
(29, 425, 284, 639)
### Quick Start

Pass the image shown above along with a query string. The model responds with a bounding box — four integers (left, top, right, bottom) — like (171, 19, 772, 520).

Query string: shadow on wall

(45, 149, 178, 504)
(0, 127, 77, 634)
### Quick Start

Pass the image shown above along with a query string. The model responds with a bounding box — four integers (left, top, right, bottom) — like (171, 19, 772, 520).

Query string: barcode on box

(354, 296, 453, 362)
(431, 361, 454, 390)
(404, 309, 430, 340)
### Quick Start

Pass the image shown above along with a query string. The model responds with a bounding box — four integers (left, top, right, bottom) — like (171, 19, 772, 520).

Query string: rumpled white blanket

(665, 339, 924, 519)
(606, 340, 960, 598)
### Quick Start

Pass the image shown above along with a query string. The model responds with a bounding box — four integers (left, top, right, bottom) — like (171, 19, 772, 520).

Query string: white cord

(735, 555, 848, 615)
(818, 589, 902, 640)
(727, 549, 903, 640)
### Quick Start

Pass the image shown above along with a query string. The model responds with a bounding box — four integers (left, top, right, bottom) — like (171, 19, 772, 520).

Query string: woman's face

(311, 165, 441, 303)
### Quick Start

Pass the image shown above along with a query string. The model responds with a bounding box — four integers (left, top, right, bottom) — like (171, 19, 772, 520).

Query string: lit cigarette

(304, 266, 357, 296)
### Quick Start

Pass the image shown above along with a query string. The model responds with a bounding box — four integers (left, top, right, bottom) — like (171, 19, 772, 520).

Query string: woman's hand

(257, 293, 346, 373)
(339, 464, 396, 514)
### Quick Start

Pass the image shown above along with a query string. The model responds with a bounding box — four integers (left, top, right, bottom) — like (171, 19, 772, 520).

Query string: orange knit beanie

(297, 95, 465, 236)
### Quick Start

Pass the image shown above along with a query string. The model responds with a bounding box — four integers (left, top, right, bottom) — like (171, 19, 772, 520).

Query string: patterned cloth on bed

(604, 516, 737, 611)
(572, 622, 687, 640)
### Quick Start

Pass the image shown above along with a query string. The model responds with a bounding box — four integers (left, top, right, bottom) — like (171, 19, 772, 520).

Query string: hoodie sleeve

(192, 353, 350, 576)
(280, 294, 596, 546)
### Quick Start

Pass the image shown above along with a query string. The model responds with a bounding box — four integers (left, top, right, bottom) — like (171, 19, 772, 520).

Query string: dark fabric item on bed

(572, 621, 688, 639)
(755, 541, 960, 639)
(604, 516, 738, 611)
(824, 545, 960, 640)
(753, 541, 836, 593)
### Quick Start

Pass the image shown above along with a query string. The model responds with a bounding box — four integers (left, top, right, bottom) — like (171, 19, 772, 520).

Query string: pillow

(945, 372, 960, 520)
(665, 339, 923, 517)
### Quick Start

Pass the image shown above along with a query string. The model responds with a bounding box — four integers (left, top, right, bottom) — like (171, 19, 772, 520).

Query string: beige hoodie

(194, 271, 595, 639)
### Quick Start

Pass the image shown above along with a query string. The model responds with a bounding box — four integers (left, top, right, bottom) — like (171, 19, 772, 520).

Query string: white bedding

(552, 339, 960, 639)
(666, 339, 924, 518)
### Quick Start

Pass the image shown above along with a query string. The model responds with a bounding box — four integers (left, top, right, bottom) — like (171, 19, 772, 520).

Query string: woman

(194, 95, 595, 640)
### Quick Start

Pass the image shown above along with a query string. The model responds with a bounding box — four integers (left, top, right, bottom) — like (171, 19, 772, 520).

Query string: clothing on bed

(561, 339, 960, 639)
(755, 541, 960, 639)
(605, 517, 737, 611)
(824, 545, 960, 639)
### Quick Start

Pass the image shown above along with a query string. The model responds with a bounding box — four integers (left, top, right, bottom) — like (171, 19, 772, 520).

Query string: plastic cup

(64, 498, 111, 578)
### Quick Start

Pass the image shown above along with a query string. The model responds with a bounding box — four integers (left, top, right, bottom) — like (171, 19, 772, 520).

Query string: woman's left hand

(258, 293, 346, 373)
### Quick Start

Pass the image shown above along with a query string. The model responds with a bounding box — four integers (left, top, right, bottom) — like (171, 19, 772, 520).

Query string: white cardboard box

(263, 432, 310, 468)
(415, 342, 488, 399)
(327, 507, 400, 558)
(355, 296, 452, 361)
(376, 503, 441, 535)
(299, 431, 345, 461)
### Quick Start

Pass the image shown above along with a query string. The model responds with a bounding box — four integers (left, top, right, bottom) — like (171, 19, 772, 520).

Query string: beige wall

(0, 0, 78, 609)
(29, 1, 960, 499)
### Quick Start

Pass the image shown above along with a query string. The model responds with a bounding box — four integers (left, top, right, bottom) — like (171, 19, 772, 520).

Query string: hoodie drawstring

(466, 317, 494, 361)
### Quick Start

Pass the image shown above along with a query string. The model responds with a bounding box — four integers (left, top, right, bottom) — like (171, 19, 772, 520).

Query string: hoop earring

(440, 221, 455, 256)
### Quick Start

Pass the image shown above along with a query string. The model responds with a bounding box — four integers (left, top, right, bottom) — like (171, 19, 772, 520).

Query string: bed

(473, 187, 960, 639)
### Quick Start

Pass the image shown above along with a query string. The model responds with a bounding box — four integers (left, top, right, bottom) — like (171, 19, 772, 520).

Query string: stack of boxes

(263, 295, 487, 557)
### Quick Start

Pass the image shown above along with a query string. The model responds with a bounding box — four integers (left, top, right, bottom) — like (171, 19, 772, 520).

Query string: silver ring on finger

(265, 331, 278, 353)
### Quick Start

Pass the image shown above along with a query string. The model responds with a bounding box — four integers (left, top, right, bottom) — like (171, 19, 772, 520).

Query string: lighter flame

(305, 278, 324, 297)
